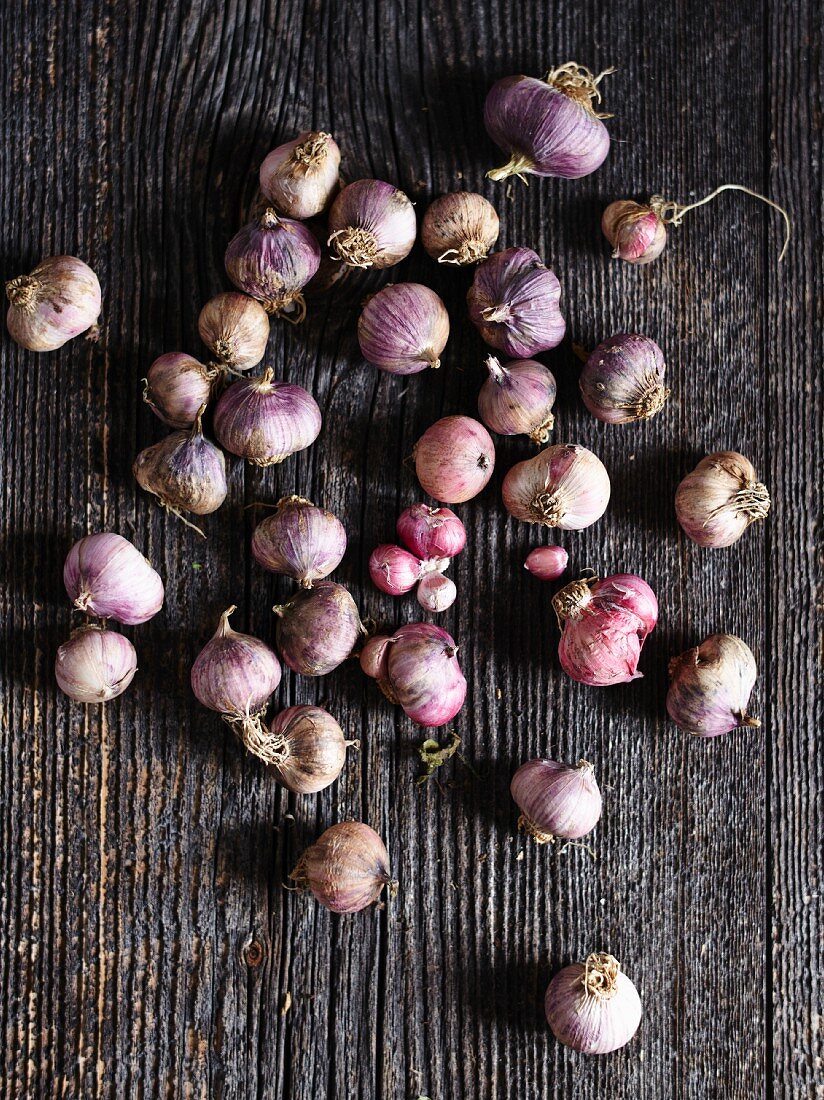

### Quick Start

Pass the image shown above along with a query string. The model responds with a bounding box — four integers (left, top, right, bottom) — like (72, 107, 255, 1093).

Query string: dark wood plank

(0, 1, 819, 1098)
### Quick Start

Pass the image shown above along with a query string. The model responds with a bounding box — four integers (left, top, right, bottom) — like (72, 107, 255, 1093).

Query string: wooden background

(0, 1, 821, 1097)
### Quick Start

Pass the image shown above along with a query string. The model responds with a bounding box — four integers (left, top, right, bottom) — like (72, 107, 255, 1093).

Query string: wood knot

(243, 938, 266, 968)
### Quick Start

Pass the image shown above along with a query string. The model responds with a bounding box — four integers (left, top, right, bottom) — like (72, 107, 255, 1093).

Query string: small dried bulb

(413, 416, 496, 504)
(224, 209, 320, 321)
(143, 352, 217, 429)
(63, 532, 165, 625)
(524, 545, 568, 581)
(274, 581, 364, 676)
(259, 131, 341, 219)
(213, 368, 322, 467)
(360, 622, 466, 726)
(6, 255, 101, 351)
(416, 572, 456, 613)
(467, 247, 566, 358)
(198, 292, 270, 371)
(251, 496, 347, 587)
(510, 759, 602, 843)
(190, 606, 282, 756)
(327, 179, 417, 269)
(358, 283, 450, 375)
(421, 192, 500, 265)
(545, 952, 642, 1054)
(667, 633, 760, 736)
(290, 822, 396, 913)
(369, 544, 424, 596)
(675, 451, 770, 548)
(133, 408, 227, 529)
(55, 625, 137, 703)
(579, 334, 669, 424)
(502, 443, 610, 529)
(265, 705, 357, 794)
(478, 355, 557, 443)
(601, 200, 667, 264)
(396, 504, 467, 560)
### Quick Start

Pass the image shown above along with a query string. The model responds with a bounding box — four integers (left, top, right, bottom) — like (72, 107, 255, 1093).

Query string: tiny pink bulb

(524, 545, 568, 581)
(601, 201, 667, 264)
(368, 544, 423, 596)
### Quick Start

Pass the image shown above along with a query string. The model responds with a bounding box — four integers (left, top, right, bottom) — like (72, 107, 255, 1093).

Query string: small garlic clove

(416, 572, 456, 613)
(524, 545, 568, 581)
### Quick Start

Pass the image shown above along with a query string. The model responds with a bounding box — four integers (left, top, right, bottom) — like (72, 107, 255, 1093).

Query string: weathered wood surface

(0, 1, 821, 1097)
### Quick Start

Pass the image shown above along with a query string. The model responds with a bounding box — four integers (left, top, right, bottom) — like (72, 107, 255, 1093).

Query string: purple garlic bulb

(55, 625, 138, 703)
(274, 581, 364, 677)
(327, 179, 417, 269)
(224, 209, 320, 321)
(251, 495, 347, 587)
(580, 334, 669, 424)
(359, 622, 466, 726)
(667, 633, 760, 736)
(358, 283, 450, 375)
(63, 532, 164, 625)
(467, 248, 566, 358)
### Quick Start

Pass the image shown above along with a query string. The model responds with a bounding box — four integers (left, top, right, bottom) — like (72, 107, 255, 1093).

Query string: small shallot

(274, 581, 364, 676)
(358, 283, 449, 374)
(667, 633, 760, 736)
(421, 192, 500, 265)
(467, 248, 565, 358)
(510, 759, 602, 843)
(6, 255, 101, 351)
(55, 625, 137, 703)
(198, 292, 270, 371)
(213, 368, 321, 467)
(579, 334, 669, 424)
(143, 352, 217, 429)
(290, 822, 396, 913)
(360, 622, 466, 726)
(414, 416, 495, 504)
(266, 705, 357, 794)
(553, 574, 658, 686)
(225, 209, 320, 321)
(327, 179, 416, 269)
(369, 544, 424, 596)
(478, 355, 557, 443)
(485, 64, 613, 182)
(502, 443, 610, 529)
(251, 496, 347, 587)
(675, 451, 770, 548)
(524, 545, 568, 581)
(545, 953, 642, 1054)
(63, 532, 164, 625)
(396, 503, 466, 560)
(259, 131, 341, 219)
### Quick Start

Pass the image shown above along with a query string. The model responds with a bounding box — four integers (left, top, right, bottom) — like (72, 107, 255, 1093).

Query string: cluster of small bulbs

(5, 58, 790, 1060)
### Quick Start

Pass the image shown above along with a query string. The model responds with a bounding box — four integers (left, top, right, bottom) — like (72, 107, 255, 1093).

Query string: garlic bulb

(467, 247, 566, 358)
(675, 451, 770, 548)
(251, 496, 347, 587)
(667, 633, 760, 736)
(510, 759, 602, 843)
(6, 255, 101, 351)
(133, 408, 227, 523)
(55, 625, 137, 703)
(259, 131, 341, 219)
(421, 192, 500, 264)
(266, 705, 356, 794)
(63, 532, 164, 625)
(579, 334, 669, 424)
(478, 355, 557, 443)
(545, 952, 642, 1054)
(198, 292, 270, 371)
(143, 352, 217, 429)
(502, 443, 610, 529)
(290, 822, 396, 913)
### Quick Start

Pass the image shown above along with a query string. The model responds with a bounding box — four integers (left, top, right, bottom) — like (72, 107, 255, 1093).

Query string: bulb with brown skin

(602, 200, 667, 263)
(198, 292, 270, 371)
(290, 822, 397, 913)
(667, 633, 760, 736)
(421, 192, 500, 265)
(265, 705, 357, 793)
(6, 255, 101, 351)
(675, 451, 770, 548)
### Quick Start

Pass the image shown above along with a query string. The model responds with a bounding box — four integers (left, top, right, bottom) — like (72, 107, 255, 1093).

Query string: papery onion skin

(198, 292, 270, 371)
(553, 574, 658, 686)
(63, 532, 165, 625)
(362, 622, 467, 726)
(55, 625, 137, 703)
(369, 544, 423, 595)
(414, 415, 496, 504)
(274, 581, 364, 676)
(502, 443, 610, 530)
(133, 413, 227, 517)
(545, 952, 642, 1054)
(225, 209, 320, 320)
(667, 633, 760, 737)
(6, 255, 101, 351)
(358, 283, 450, 375)
(580, 334, 669, 424)
(396, 504, 467, 560)
(511, 759, 602, 843)
(478, 355, 557, 443)
(213, 368, 321, 467)
(524, 545, 568, 581)
(327, 179, 417, 269)
(251, 496, 347, 587)
(467, 248, 566, 358)
(421, 192, 500, 265)
(602, 201, 667, 264)
(143, 353, 216, 429)
(484, 68, 611, 182)
(290, 822, 396, 913)
(675, 451, 770, 548)
(267, 705, 355, 794)
(190, 606, 282, 718)
(416, 572, 456, 613)
(259, 131, 341, 219)
(304, 219, 351, 297)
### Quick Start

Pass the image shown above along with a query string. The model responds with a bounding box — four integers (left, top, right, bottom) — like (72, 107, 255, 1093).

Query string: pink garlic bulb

(602, 200, 668, 264)
(266, 705, 356, 794)
(396, 503, 467, 560)
(358, 283, 450, 375)
(675, 451, 770, 548)
(360, 622, 466, 726)
(213, 368, 322, 467)
(502, 443, 610, 529)
(251, 496, 347, 588)
(290, 822, 396, 913)
(553, 574, 658, 686)
(142, 352, 216, 429)
(55, 625, 137, 703)
(545, 952, 642, 1054)
(6, 255, 101, 351)
(413, 415, 495, 504)
(510, 758, 602, 843)
(467, 247, 566, 358)
(327, 179, 416, 269)
(478, 355, 557, 443)
(63, 532, 164, 625)
(224, 209, 320, 321)
(524, 545, 568, 581)
(369, 544, 424, 596)
(667, 633, 760, 737)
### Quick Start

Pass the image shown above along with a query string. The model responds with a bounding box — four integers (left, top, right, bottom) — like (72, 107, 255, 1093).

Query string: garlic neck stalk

(650, 184, 791, 260)
(545, 63, 616, 118)
(582, 953, 620, 999)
